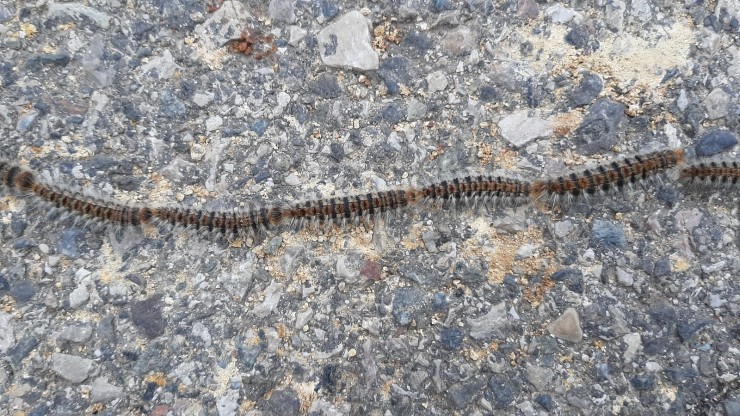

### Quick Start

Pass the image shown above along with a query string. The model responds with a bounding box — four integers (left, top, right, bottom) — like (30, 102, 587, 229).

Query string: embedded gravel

(0, 1, 739, 415)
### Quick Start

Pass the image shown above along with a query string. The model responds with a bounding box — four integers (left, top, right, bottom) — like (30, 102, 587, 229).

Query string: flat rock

(91, 377, 125, 402)
(547, 308, 583, 343)
(318, 11, 378, 71)
(498, 111, 552, 148)
(47, 3, 111, 29)
(51, 352, 94, 383)
(467, 301, 507, 340)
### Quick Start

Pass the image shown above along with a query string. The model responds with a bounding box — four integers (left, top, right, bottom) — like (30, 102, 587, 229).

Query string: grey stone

(545, 4, 575, 23)
(574, 99, 625, 154)
(0, 312, 14, 353)
(318, 11, 378, 71)
(426, 71, 448, 92)
(553, 220, 574, 238)
(206, 115, 223, 132)
(623, 332, 642, 363)
(192, 92, 214, 107)
(565, 26, 590, 49)
(130, 294, 166, 339)
(288, 26, 307, 46)
(498, 111, 553, 148)
(442, 26, 478, 56)
(16, 111, 38, 132)
(695, 129, 738, 157)
(69, 285, 90, 309)
(217, 389, 239, 416)
(91, 377, 125, 402)
(407, 99, 428, 121)
(448, 377, 486, 409)
(218, 254, 256, 300)
(704, 88, 730, 119)
(264, 236, 283, 255)
(630, 0, 652, 22)
(194, 0, 252, 47)
(9, 280, 35, 303)
(252, 281, 283, 318)
(51, 352, 94, 383)
(264, 389, 301, 414)
(547, 308, 583, 343)
(59, 324, 93, 343)
(489, 374, 517, 409)
(526, 364, 555, 390)
(677, 319, 711, 342)
(592, 220, 627, 250)
(724, 398, 740, 416)
(47, 3, 111, 29)
(268, 0, 296, 23)
(280, 245, 305, 278)
(440, 327, 464, 350)
(616, 267, 634, 286)
(467, 301, 507, 340)
(569, 72, 603, 107)
(392, 288, 426, 326)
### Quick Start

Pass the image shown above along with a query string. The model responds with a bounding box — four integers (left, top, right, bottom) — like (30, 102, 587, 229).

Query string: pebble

(442, 27, 478, 56)
(0, 312, 14, 353)
(526, 364, 555, 390)
(392, 288, 425, 326)
(192, 92, 214, 107)
(488, 375, 516, 408)
(194, 1, 251, 48)
(574, 99, 625, 154)
(724, 398, 740, 416)
(264, 236, 283, 255)
(205, 115, 223, 132)
(268, 0, 296, 23)
(592, 220, 627, 250)
(51, 352, 94, 383)
(91, 377, 125, 402)
(382, 103, 405, 124)
(318, 11, 378, 71)
(252, 281, 283, 318)
(47, 3, 111, 29)
(448, 377, 486, 409)
(535, 394, 555, 411)
(440, 327, 464, 350)
(59, 324, 93, 343)
(9, 280, 36, 303)
(547, 308, 583, 343)
(630, 374, 655, 391)
(426, 71, 448, 92)
(288, 26, 307, 46)
(694, 129, 738, 156)
(378, 57, 411, 94)
(498, 111, 553, 148)
(453, 261, 487, 283)
(8, 334, 38, 367)
(569, 72, 603, 107)
(467, 301, 507, 340)
(615, 267, 634, 286)
(264, 389, 301, 414)
(130, 294, 166, 339)
(553, 220, 574, 238)
(565, 26, 590, 49)
(703, 87, 730, 119)
(406, 99, 427, 120)
(218, 255, 257, 300)
(545, 4, 576, 23)
(69, 285, 89, 309)
(677, 319, 711, 342)
(623, 332, 642, 363)
(217, 389, 239, 416)
(140, 50, 180, 79)
(16, 110, 38, 132)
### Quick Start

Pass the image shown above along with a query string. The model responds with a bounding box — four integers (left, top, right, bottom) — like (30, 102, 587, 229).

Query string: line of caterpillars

(1, 148, 738, 237)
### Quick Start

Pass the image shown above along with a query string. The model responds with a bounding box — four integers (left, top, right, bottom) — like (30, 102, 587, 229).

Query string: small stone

(677, 319, 711, 342)
(382, 103, 405, 124)
(448, 377, 486, 409)
(140, 50, 181, 79)
(569, 72, 603, 107)
(318, 11, 378, 71)
(442, 26, 478, 56)
(130, 294, 166, 339)
(288, 26, 307, 46)
(206, 115, 223, 132)
(453, 261, 487, 283)
(264, 236, 283, 255)
(47, 3, 111, 29)
(615, 267, 634, 286)
(630, 374, 655, 391)
(190, 143, 206, 162)
(284, 173, 301, 186)
(574, 98, 625, 154)
(724, 398, 740, 416)
(392, 288, 426, 326)
(547, 308, 583, 343)
(708, 294, 725, 308)
(252, 281, 283, 318)
(0, 312, 14, 353)
(69, 285, 89, 309)
(440, 327, 464, 350)
(565, 26, 589, 49)
(9, 280, 35, 303)
(526, 364, 555, 390)
(264, 389, 301, 414)
(217, 389, 239, 416)
(51, 352, 94, 383)
(535, 394, 555, 412)
(704, 88, 730, 119)
(498, 111, 553, 148)
(426, 71, 448, 92)
(16, 111, 38, 132)
(592, 220, 626, 250)
(623, 332, 642, 363)
(268, 0, 295, 23)
(694, 129, 738, 157)
(545, 4, 575, 23)
(488, 375, 516, 409)
(553, 220, 574, 238)
(91, 377, 125, 402)
(59, 324, 93, 343)
(192, 92, 214, 107)
(8, 334, 38, 367)
(406, 99, 427, 121)
(467, 302, 507, 340)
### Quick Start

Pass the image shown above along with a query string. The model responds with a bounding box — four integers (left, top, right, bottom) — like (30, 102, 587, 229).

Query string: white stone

(318, 11, 379, 71)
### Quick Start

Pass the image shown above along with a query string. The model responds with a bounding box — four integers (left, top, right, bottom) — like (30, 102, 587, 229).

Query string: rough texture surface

(0, 1, 739, 415)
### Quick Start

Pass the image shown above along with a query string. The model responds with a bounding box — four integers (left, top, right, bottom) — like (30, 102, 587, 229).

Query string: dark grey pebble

(392, 287, 425, 326)
(25, 51, 71, 70)
(440, 327, 464, 350)
(9, 280, 36, 303)
(630, 374, 655, 391)
(0, 275, 9, 294)
(432, 292, 448, 310)
(487, 374, 517, 408)
(378, 57, 411, 95)
(432, 0, 454, 12)
(318, 364, 340, 393)
(10, 219, 27, 236)
(595, 363, 610, 380)
(448, 377, 487, 409)
(310, 74, 341, 99)
(592, 220, 626, 249)
(264, 388, 301, 414)
(382, 103, 405, 124)
(402, 30, 434, 52)
(655, 186, 678, 207)
(694, 130, 738, 157)
(57, 228, 83, 259)
(535, 394, 555, 411)
(677, 319, 711, 342)
(550, 268, 584, 294)
(565, 26, 589, 49)
(653, 257, 671, 278)
(12, 238, 37, 250)
(479, 86, 499, 103)
(8, 334, 39, 367)
(159, 91, 186, 118)
(28, 404, 49, 416)
(130, 294, 166, 339)
(251, 120, 269, 136)
(454, 261, 487, 283)
(574, 99, 625, 154)
(569, 72, 603, 107)
(724, 397, 740, 416)
(329, 142, 344, 161)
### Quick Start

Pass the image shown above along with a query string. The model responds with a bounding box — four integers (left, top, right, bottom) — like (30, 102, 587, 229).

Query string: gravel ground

(1, 1, 739, 415)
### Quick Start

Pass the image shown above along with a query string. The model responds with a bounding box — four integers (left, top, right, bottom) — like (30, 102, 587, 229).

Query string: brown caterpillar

(0, 149, 691, 238)
(679, 159, 740, 187)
